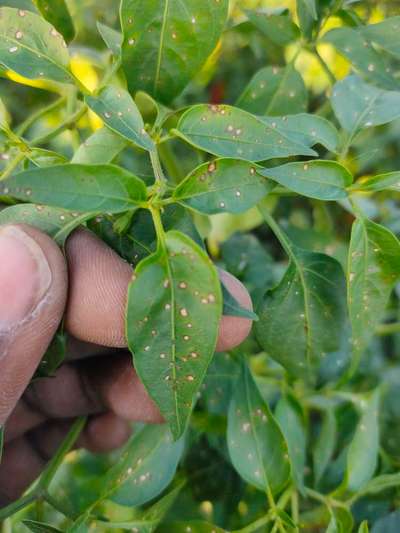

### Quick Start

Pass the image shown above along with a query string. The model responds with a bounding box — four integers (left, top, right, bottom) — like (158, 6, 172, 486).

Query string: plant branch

(29, 104, 88, 147)
(312, 46, 337, 85)
(376, 322, 400, 336)
(16, 96, 66, 137)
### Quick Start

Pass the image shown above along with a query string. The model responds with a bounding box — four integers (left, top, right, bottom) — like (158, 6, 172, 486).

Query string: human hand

(0, 224, 252, 505)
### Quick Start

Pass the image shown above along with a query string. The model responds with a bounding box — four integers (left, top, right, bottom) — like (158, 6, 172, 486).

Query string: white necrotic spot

(183, 335, 190, 341)
(191, 352, 198, 358)
(180, 308, 188, 317)
(160, 353, 166, 359)
(186, 375, 195, 382)
(368, 64, 375, 72)
(163, 279, 169, 288)
(235, 190, 241, 197)
(303, 163, 309, 171)
(104, 112, 112, 119)
(191, 16, 196, 23)
(15, 31, 23, 40)
(128, 38, 136, 45)
(219, 201, 225, 208)
(144, 346, 150, 352)
(9, 46, 18, 53)
(172, 32, 177, 39)
(242, 422, 250, 432)
(165, 303, 171, 311)
(18, 9, 26, 16)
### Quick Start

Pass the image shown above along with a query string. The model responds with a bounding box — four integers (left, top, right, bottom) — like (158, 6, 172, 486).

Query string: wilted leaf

(86, 86, 155, 151)
(258, 160, 352, 201)
(236, 65, 308, 116)
(32, 0, 75, 43)
(173, 159, 273, 215)
(120, 0, 229, 104)
(0, 7, 72, 83)
(0, 164, 147, 213)
(126, 231, 222, 438)
(175, 104, 316, 162)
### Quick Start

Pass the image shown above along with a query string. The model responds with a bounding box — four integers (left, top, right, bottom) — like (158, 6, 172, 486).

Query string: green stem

(150, 149, 168, 197)
(150, 205, 167, 253)
(29, 104, 88, 147)
(0, 492, 37, 521)
(232, 513, 272, 533)
(376, 322, 400, 336)
(16, 97, 66, 137)
(43, 492, 75, 519)
(0, 152, 26, 181)
(158, 142, 185, 184)
(97, 58, 122, 93)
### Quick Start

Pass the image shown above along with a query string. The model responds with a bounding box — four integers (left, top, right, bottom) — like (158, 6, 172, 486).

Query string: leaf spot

(180, 308, 188, 317)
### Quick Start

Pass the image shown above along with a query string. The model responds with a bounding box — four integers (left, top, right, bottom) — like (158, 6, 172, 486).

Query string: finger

(64, 228, 252, 350)
(0, 225, 67, 426)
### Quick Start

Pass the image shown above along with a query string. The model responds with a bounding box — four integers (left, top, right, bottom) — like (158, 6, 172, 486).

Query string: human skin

(0, 224, 252, 505)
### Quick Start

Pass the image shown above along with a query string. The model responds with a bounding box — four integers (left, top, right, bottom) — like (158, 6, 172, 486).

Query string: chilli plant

(1, 0, 400, 531)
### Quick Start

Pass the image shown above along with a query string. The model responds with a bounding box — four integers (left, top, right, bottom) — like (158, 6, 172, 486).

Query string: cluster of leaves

(1, 0, 400, 531)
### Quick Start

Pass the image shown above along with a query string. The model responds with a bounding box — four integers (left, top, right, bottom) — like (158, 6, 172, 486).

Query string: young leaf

(0, 164, 147, 213)
(245, 10, 300, 46)
(331, 75, 400, 133)
(313, 408, 337, 486)
(348, 218, 400, 357)
(175, 104, 316, 162)
(259, 113, 340, 153)
(0, 7, 72, 83)
(72, 127, 128, 164)
(0, 204, 95, 245)
(22, 521, 63, 533)
(120, 0, 229, 104)
(256, 207, 348, 379)
(258, 160, 352, 201)
(97, 22, 122, 57)
(236, 65, 308, 116)
(361, 17, 400, 59)
(346, 389, 380, 491)
(353, 172, 400, 193)
(32, 0, 75, 43)
(173, 159, 274, 215)
(126, 231, 222, 439)
(275, 394, 307, 492)
(85, 86, 155, 151)
(358, 521, 369, 533)
(227, 361, 291, 494)
(221, 281, 258, 321)
(322, 28, 398, 90)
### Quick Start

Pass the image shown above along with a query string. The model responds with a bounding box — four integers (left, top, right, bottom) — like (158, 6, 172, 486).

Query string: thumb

(0, 225, 67, 425)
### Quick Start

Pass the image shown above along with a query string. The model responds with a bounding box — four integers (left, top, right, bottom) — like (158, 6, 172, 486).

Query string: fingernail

(0, 226, 52, 330)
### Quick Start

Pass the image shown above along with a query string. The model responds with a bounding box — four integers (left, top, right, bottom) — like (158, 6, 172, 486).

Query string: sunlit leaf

(0, 164, 147, 213)
(236, 65, 308, 116)
(0, 7, 72, 83)
(120, 0, 229, 104)
(227, 361, 291, 494)
(126, 231, 222, 439)
(86, 86, 155, 151)
(175, 104, 316, 162)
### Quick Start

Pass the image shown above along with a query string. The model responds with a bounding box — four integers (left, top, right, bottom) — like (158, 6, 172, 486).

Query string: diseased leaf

(348, 218, 400, 357)
(357, 472, 400, 498)
(32, 0, 75, 43)
(72, 127, 128, 164)
(258, 113, 340, 153)
(126, 231, 222, 439)
(86, 86, 155, 151)
(173, 159, 273, 215)
(346, 389, 380, 491)
(0, 164, 147, 213)
(245, 10, 300, 46)
(0, 7, 72, 83)
(354, 172, 400, 193)
(0, 204, 95, 245)
(120, 0, 229, 104)
(331, 75, 400, 133)
(313, 408, 337, 486)
(227, 361, 291, 494)
(175, 104, 316, 162)
(256, 207, 348, 380)
(236, 65, 308, 116)
(26, 148, 68, 167)
(322, 28, 398, 90)
(258, 160, 352, 201)
(275, 394, 306, 492)
(97, 22, 122, 57)
(361, 17, 400, 59)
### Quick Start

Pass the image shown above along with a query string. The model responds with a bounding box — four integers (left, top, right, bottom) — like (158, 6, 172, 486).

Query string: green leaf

(327, 508, 354, 533)
(258, 160, 352, 201)
(372, 511, 400, 533)
(322, 28, 398, 90)
(0, 7, 72, 83)
(0, 164, 147, 213)
(358, 521, 369, 533)
(22, 521, 63, 533)
(353, 172, 400, 193)
(331, 75, 400, 133)
(97, 22, 122, 56)
(245, 10, 300, 46)
(126, 231, 222, 439)
(27, 148, 68, 168)
(221, 280, 258, 321)
(32, 0, 75, 43)
(275, 394, 306, 492)
(357, 472, 400, 498)
(236, 65, 308, 116)
(361, 17, 400, 59)
(313, 408, 337, 486)
(0, 204, 95, 245)
(346, 389, 380, 491)
(348, 218, 400, 357)
(120, 0, 229, 104)
(296, 0, 317, 39)
(175, 104, 316, 162)
(173, 159, 274, 215)
(258, 113, 340, 153)
(256, 207, 348, 379)
(227, 361, 291, 494)
(85, 86, 155, 151)
(72, 127, 128, 164)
